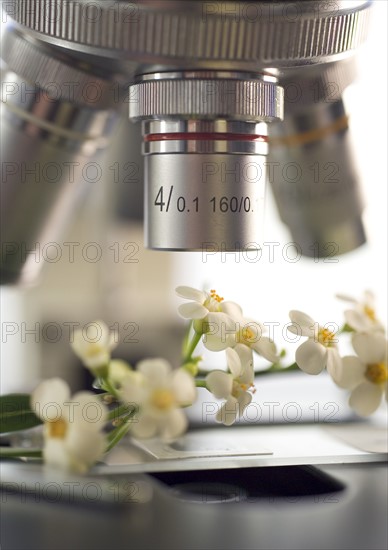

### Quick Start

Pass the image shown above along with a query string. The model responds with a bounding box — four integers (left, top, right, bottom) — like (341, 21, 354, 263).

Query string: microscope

(1, 1, 372, 284)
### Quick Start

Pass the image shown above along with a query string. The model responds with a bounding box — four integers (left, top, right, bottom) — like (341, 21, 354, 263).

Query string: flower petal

(202, 312, 237, 350)
(175, 286, 206, 303)
(344, 309, 371, 333)
(70, 328, 89, 356)
(65, 427, 106, 473)
(43, 439, 70, 471)
(206, 371, 233, 399)
(349, 382, 383, 416)
(236, 318, 265, 342)
(239, 363, 255, 386)
(108, 359, 132, 386)
(130, 413, 158, 439)
(70, 392, 108, 430)
(137, 358, 171, 385)
(289, 310, 316, 337)
(226, 347, 243, 378)
(172, 369, 196, 405)
(71, 321, 116, 363)
(31, 378, 70, 421)
(234, 343, 254, 368)
(159, 408, 188, 441)
(107, 332, 117, 351)
(203, 334, 235, 351)
(82, 350, 111, 370)
(206, 312, 237, 332)
(336, 356, 365, 389)
(95, 320, 114, 348)
(216, 396, 239, 426)
(237, 392, 253, 416)
(220, 301, 243, 319)
(352, 332, 387, 364)
(335, 293, 357, 304)
(253, 336, 279, 363)
(120, 372, 147, 406)
(178, 302, 208, 320)
(326, 348, 342, 385)
(364, 290, 375, 307)
(295, 340, 327, 375)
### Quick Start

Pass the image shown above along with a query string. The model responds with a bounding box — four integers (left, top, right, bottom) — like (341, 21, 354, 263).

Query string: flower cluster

(0, 288, 386, 474)
(176, 286, 279, 425)
(31, 378, 108, 474)
(289, 292, 387, 416)
(120, 359, 196, 441)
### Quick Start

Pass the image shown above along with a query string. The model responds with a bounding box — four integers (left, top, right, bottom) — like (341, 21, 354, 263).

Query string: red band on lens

(144, 132, 268, 143)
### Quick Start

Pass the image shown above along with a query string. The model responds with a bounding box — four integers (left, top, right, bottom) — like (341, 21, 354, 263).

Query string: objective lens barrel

(129, 72, 284, 251)
(0, 28, 120, 284)
(145, 152, 267, 251)
(1, 1, 373, 270)
(268, 61, 366, 257)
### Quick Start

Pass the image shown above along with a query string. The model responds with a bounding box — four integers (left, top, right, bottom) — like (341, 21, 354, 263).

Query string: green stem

(183, 331, 202, 363)
(105, 415, 136, 453)
(101, 378, 120, 400)
(0, 447, 43, 459)
(338, 323, 354, 334)
(255, 362, 299, 375)
(195, 379, 208, 389)
(196, 362, 300, 378)
(182, 320, 193, 356)
(107, 404, 135, 422)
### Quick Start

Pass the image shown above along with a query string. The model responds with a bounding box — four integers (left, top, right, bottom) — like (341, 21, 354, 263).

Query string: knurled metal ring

(129, 74, 284, 122)
(2, 1, 373, 67)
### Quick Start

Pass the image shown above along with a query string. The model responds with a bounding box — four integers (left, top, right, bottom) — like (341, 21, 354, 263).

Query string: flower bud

(182, 362, 199, 377)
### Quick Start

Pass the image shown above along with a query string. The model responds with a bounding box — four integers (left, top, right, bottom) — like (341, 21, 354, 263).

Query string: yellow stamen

(364, 305, 376, 322)
(365, 362, 388, 385)
(236, 325, 260, 346)
(151, 389, 174, 411)
(241, 327, 255, 343)
(47, 418, 67, 439)
(209, 289, 224, 303)
(232, 381, 255, 398)
(318, 328, 336, 347)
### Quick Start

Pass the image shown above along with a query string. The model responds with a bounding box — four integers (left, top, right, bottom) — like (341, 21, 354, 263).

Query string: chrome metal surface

(0, 1, 374, 276)
(129, 72, 283, 122)
(143, 120, 268, 155)
(0, 25, 120, 284)
(129, 72, 273, 250)
(268, 60, 366, 257)
(145, 153, 266, 250)
(2, 1, 372, 68)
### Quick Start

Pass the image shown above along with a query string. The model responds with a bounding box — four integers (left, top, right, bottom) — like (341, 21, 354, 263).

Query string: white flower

(71, 321, 116, 376)
(230, 310, 279, 363)
(120, 359, 196, 441)
(108, 359, 132, 388)
(206, 344, 255, 426)
(288, 310, 341, 381)
(336, 332, 387, 416)
(337, 290, 385, 334)
(31, 378, 108, 473)
(176, 287, 242, 351)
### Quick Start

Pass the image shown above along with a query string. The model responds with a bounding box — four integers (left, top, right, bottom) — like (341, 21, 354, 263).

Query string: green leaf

(0, 394, 42, 434)
(0, 447, 42, 459)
